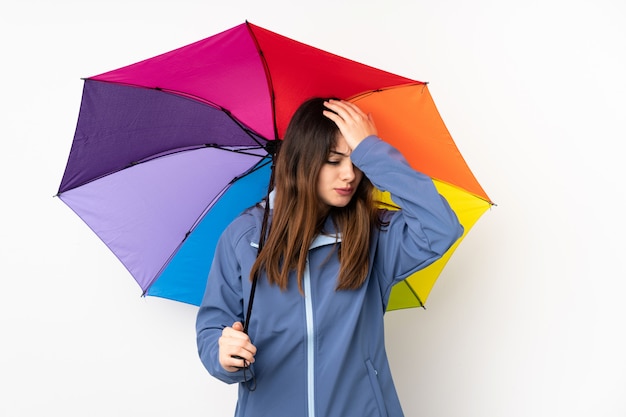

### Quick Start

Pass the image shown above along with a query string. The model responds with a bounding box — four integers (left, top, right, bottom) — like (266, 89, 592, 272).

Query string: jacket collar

(310, 233, 341, 249)
(251, 191, 342, 250)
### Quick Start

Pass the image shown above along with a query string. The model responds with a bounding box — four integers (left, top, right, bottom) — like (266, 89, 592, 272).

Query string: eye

(326, 159, 340, 165)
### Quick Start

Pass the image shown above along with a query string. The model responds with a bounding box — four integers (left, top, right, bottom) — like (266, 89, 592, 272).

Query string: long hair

(249, 97, 382, 292)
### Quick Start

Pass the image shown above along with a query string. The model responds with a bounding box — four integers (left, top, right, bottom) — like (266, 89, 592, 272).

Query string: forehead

(330, 134, 350, 155)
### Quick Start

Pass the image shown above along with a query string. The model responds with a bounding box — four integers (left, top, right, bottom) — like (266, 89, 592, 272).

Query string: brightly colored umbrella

(56, 21, 492, 311)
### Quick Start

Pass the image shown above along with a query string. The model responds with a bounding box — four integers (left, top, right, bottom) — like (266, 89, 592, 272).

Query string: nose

(340, 160, 356, 182)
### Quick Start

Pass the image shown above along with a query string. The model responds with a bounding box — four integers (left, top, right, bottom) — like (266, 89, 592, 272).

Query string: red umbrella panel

(57, 21, 492, 309)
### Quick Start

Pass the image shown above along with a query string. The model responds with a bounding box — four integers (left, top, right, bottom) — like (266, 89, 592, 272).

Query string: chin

(330, 199, 352, 208)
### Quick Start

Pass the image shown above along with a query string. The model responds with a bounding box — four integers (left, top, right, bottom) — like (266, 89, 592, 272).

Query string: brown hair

(249, 97, 382, 292)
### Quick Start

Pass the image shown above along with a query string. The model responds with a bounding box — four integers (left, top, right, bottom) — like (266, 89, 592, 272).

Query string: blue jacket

(196, 136, 463, 417)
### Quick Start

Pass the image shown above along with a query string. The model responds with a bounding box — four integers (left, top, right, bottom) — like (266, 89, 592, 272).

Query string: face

(317, 134, 364, 208)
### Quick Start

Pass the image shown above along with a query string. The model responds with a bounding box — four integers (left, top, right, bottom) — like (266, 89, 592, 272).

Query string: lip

(334, 187, 354, 196)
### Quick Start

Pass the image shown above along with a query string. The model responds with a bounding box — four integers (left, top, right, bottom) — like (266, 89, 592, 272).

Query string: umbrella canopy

(57, 21, 492, 310)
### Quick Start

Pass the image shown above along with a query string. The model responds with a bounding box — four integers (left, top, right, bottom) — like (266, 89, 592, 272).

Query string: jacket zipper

(304, 257, 315, 417)
(302, 234, 340, 417)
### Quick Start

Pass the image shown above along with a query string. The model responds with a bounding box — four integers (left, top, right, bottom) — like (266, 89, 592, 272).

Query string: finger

(222, 324, 249, 341)
(322, 109, 342, 125)
(231, 354, 251, 369)
(323, 106, 361, 131)
(335, 100, 376, 132)
(219, 329, 257, 356)
(337, 100, 364, 115)
(220, 353, 251, 372)
(323, 100, 349, 121)
(219, 343, 256, 370)
(228, 347, 255, 364)
(220, 334, 256, 354)
(325, 99, 365, 120)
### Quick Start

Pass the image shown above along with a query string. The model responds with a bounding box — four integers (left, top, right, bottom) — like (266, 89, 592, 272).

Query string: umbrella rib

(400, 280, 426, 309)
(56, 145, 270, 194)
(175, 156, 272, 238)
(245, 21, 279, 140)
(125, 144, 268, 166)
(151, 84, 271, 148)
(427, 176, 496, 206)
(347, 81, 427, 102)
(201, 145, 271, 158)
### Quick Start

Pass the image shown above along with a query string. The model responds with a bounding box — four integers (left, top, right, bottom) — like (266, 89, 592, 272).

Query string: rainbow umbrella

(56, 21, 492, 311)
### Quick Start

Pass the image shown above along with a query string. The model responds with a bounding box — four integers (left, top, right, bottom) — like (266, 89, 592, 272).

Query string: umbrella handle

(243, 272, 259, 335)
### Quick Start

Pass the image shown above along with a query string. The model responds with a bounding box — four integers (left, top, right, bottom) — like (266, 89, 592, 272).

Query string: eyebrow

(329, 149, 350, 157)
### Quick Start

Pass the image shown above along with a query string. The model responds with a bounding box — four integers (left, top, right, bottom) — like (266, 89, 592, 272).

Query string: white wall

(2, 0, 624, 416)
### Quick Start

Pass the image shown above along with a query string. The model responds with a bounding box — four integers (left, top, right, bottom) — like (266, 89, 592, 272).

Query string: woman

(196, 98, 463, 417)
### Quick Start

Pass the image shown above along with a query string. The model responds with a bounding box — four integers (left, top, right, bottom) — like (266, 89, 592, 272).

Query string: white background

(2, 0, 625, 416)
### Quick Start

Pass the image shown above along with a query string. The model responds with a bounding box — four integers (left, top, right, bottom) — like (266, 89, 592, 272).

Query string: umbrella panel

(90, 24, 275, 139)
(59, 80, 267, 193)
(247, 22, 415, 138)
(382, 181, 492, 311)
(59, 147, 268, 293)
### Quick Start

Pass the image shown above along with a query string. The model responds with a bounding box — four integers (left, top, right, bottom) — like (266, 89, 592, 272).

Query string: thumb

(232, 321, 244, 332)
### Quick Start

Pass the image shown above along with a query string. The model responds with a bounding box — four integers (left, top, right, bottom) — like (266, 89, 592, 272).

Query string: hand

(323, 99, 378, 151)
(218, 321, 257, 372)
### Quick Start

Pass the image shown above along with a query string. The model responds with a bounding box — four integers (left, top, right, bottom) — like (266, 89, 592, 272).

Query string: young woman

(196, 98, 463, 417)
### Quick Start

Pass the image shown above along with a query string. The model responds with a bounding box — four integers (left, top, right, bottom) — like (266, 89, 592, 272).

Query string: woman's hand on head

(218, 321, 257, 372)
(323, 99, 377, 150)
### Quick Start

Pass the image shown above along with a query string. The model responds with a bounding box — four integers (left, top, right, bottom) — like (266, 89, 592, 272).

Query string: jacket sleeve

(195, 218, 252, 385)
(350, 135, 464, 291)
